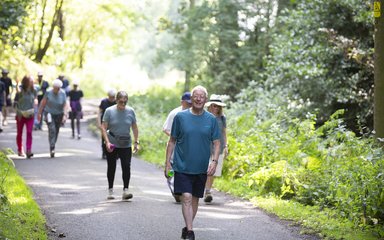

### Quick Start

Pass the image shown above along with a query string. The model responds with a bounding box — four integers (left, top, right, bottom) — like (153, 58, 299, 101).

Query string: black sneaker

(186, 230, 195, 240)
(204, 192, 213, 203)
(181, 227, 187, 239)
(26, 152, 34, 159)
(173, 194, 181, 203)
(50, 147, 55, 158)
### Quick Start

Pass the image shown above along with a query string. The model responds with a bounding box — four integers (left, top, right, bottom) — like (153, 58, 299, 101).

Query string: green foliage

(252, 196, 382, 240)
(262, 0, 374, 133)
(224, 103, 384, 231)
(130, 85, 184, 164)
(0, 0, 30, 31)
(0, 151, 47, 240)
(156, 0, 282, 97)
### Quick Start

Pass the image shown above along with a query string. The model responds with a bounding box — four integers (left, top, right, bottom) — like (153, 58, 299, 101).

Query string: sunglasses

(118, 100, 127, 105)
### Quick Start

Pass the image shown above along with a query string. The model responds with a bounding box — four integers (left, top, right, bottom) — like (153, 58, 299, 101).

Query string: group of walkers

(96, 85, 227, 240)
(3, 70, 227, 240)
(0, 69, 84, 158)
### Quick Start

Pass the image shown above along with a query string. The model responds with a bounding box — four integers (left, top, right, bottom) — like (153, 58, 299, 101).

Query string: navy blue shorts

(5, 97, 11, 107)
(174, 172, 207, 198)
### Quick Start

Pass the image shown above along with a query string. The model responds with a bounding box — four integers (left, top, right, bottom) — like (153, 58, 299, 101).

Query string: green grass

(214, 177, 383, 240)
(0, 150, 47, 240)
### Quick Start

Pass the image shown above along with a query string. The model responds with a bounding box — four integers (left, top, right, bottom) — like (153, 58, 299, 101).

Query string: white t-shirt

(162, 106, 182, 134)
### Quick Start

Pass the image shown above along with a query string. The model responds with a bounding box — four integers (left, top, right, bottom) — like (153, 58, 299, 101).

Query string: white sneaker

(122, 188, 133, 200)
(107, 189, 115, 200)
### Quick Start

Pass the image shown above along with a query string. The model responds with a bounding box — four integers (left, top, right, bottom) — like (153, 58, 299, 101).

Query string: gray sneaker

(122, 188, 133, 200)
(107, 189, 115, 200)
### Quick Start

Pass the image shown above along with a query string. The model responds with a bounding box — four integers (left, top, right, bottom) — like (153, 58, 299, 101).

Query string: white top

(162, 106, 182, 134)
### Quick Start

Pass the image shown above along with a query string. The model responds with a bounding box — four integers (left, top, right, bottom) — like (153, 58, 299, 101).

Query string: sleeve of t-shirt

(98, 99, 104, 109)
(212, 117, 221, 141)
(170, 114, 180, 139)
(163, 112, 173, 132)
(103, 108, 111, 123)
(131, 108, 137, 124)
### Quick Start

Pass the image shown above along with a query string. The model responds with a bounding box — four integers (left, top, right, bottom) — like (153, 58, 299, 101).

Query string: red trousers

(16, 116, 34, 153)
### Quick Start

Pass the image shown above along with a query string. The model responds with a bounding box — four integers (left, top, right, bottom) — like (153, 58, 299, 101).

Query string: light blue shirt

(171, 109, 220, 174)
(43, 89, 67, 115)
(103, 105, 137, 148)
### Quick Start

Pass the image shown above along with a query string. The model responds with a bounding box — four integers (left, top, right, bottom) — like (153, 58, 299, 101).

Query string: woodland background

(1, 0, 383, 239)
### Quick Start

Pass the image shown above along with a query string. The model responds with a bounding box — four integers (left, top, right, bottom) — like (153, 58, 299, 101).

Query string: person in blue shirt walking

(164, 85, 221, 240)
(37, 79, 68, 158)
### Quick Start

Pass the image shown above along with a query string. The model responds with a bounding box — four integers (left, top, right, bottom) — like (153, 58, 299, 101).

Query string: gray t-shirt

(43, 89, 67, 115)
(15, 89, 37, 117)
(103, 105, 137, 148)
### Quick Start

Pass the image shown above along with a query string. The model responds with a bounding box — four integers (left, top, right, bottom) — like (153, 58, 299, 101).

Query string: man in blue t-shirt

(165, 85, 220, 240)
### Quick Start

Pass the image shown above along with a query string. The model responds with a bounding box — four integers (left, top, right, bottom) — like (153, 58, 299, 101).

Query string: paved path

(0, 102, 318, 240)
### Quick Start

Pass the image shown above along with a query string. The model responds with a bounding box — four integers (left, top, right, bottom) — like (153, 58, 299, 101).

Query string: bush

(225, 104, 384, 228)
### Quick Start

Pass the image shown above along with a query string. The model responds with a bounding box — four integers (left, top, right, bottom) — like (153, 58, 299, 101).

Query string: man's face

(191, 89, 207, 110)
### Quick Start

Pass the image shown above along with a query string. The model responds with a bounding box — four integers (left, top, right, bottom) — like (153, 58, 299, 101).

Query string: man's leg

(181, 193, 194, 231)
(2, 107, 6, 125)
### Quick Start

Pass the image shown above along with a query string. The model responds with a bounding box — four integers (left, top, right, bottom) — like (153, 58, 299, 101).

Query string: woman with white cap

(204, 94, 228, 203)
(68, 79, 84, 139)
(37, 78, 68, 158)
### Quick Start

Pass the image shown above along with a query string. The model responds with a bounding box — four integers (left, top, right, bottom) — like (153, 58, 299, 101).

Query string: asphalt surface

(0, 100, 319, 240)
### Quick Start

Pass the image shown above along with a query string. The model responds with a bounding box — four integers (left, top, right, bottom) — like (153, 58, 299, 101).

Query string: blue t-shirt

(171, 109, 220, 174)
(103, 105, 137, 148)
(43, 89, 67, 115)
(214, 115, 226, 154)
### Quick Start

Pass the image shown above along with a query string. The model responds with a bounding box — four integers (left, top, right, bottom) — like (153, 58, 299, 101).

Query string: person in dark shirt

(68, 80, 84, 139)
(34, 72, 49, 130)
(98, 89, 116, 159)
(0, 80, 5, 132)
(1, 69, 13, 126)
(58, 74, 70, 96)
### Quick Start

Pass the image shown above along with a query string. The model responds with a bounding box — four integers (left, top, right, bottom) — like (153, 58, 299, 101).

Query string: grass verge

(214, 177, 383, 240)
(0, 150, 47, 240)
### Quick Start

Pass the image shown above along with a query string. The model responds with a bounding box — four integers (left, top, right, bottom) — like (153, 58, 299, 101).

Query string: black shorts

(5, 97, 11, 107)
(174, 172, 207, 198)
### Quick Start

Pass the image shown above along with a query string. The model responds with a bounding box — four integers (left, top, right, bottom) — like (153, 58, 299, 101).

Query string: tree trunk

(374, 0, 384, 139)
(35, 0, 64, 63)
(183, 0, 195, 92)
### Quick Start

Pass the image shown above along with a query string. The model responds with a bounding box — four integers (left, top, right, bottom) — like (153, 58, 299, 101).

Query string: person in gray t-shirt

(37, 79, 68, 158)
(101, 90, 139, 201)
(14, 76, 37, 158)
